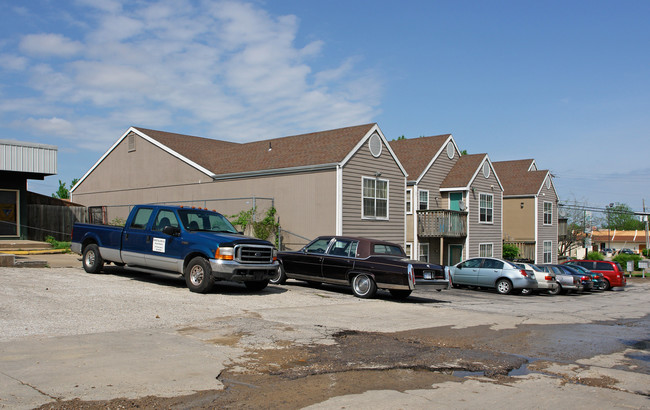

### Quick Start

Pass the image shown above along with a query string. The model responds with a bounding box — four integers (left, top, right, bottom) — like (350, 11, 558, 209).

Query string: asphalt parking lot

(1, 264, 649, 409)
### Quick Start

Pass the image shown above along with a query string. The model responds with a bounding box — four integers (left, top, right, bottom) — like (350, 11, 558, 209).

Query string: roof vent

(446, 141, 455, 159)
(483, 162, 490, 178)
(368, 133, 382, 158)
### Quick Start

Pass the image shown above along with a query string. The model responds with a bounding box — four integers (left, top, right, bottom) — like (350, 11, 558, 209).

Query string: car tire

(185, 256, 214, 293)
(244, 280, 269, 291)
(603, 279, 611, 291)
(270, 265, 287, 285)
(495, 279, 513, 295)
(82, 244, 104, 274)
(547, 285, 561, 296)
(351, 273, 377, 299)
(389, 289, 412, 299)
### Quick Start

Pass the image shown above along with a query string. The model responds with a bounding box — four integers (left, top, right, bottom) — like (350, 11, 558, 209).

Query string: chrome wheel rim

(85, 250, 95, 267)
(497, 281, 510, 294)
(189, 265, 204, 286)
(353, 275, 370, 296)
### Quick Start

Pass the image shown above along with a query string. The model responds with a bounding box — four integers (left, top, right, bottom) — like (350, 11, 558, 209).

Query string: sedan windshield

(177, 209, 238, 234)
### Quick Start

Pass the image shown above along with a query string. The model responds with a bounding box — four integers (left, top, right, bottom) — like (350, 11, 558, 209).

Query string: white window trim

(361, 176, 390, 220)
(543, 201, 553, 226)
(479, 243, 493, 257)
(543, 240, 552, 263)
(406, 189, 413, 215)
(419, 189, 429, 211)
(419, 243, 429, 262)
(479, 193, 494, 224)
(405, 242, 413, 259)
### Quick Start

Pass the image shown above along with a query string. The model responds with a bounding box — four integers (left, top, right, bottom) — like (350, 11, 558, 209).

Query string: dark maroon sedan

(272, 236, 448, 299)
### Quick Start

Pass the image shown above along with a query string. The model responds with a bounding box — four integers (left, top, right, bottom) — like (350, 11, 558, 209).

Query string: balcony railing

(417, 209, 467, 238)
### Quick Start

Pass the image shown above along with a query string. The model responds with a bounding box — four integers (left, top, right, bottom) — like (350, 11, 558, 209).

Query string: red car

(563, 260, 626, 290)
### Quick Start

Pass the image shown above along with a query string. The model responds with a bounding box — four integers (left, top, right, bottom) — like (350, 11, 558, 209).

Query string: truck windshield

(177, 209, 239, 234)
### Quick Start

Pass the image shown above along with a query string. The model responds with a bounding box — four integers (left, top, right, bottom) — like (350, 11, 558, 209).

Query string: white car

(514, 263, 559, 295)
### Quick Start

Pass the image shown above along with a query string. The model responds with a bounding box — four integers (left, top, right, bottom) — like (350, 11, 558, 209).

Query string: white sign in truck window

(153, 237, 166, 253)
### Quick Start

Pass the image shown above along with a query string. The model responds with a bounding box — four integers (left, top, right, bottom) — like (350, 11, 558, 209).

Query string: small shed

(0, 140, 57, 239)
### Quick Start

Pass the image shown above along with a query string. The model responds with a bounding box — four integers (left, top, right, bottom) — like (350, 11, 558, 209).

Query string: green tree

(502, 243, 519, 260)
(52, 178, 79, 200)
(460, 149, 468, 155)
(604, 203, 644, 230)
(392, 135, 406, 141)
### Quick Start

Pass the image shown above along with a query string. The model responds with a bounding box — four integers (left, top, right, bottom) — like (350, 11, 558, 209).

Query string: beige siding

(417, 152, 459, 209)
(502, 197, 535, 241)
(341, 137, 405, 245)
(537, 179, 558, 263)
(467, 169, 503, 259)
(72, 132, 337, 248)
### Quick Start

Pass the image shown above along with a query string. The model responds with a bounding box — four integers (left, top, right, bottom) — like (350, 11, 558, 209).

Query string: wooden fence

(26, 205, 88, 242)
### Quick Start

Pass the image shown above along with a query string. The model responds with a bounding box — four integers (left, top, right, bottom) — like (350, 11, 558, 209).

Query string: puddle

(453, 370, 485, 378)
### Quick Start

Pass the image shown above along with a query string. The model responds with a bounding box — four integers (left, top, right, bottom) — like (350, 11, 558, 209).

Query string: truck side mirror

(163, 225, 181, 236)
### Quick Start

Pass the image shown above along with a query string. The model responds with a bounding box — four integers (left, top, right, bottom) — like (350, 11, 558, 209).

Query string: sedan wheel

(269, 265, 287, 285)
(547, 284, 561, 296)
(351, 273, 377, 299)
(520, 288, 533, 296)
(495, 279, 513, 295)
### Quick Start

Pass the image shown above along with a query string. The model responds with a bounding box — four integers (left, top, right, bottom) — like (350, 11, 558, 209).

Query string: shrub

(586, 251, 604, 260)
(45, 235, 71, 251)
(502, 244, 519, 260)
(643, 249, 649, 258)
(613, 253, 642, 271)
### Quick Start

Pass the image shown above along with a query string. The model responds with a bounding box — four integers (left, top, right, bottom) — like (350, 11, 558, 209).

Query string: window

(130, 208, 153, 229)
(419, 243, 429, 262)
(479, 243, 493, 257)
(419, 190, 429, 210)
(479, 193, 493, 223)
(406, 189, 412, 214)
(543, 202, 553, 225)
(328, 239, 357, 257)
(482, 258, 503, 269)
(153, 210, 180, 231)
(405, 243, 413, 259)
(305, 238, 332, 254)
(362, 177, 388, 219)
(373, 243, 405, 256)
(543, 241, 552, 263)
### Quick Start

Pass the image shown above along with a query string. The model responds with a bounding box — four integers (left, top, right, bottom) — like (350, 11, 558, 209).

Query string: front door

(449, 192, 463, 211)
(449, 244, 463, 266)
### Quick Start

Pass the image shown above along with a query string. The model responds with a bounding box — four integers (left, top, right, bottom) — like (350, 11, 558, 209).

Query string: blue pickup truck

(71, 204, 278, 293)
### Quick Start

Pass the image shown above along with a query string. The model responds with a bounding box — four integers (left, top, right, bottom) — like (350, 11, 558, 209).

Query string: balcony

(417, 209, 467, 238)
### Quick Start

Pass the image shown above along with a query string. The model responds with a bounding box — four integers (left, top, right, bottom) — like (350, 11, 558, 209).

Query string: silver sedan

(449, 257, 538, 295)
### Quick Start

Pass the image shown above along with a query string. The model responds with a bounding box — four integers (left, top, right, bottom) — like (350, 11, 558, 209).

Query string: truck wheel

(389, 289, 412, 299)
(269, 265, 287, 285)
(185, 257, 214, 293)
(351, 273, 377, 299)
(244, 280, 269, 291)
(495, 279, 513, 295)
(82, 244, 104, 274)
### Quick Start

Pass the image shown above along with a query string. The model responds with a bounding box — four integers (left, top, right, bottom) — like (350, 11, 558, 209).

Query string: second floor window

(544, 201, 553, 225)
(419, 190, 429, 210)
(406, 189, 412, 214)
(479, 193, 493, 223)
(363, 177, 388, 219)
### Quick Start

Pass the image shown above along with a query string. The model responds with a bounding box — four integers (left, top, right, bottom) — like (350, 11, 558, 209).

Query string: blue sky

(1, 0, 648, 213)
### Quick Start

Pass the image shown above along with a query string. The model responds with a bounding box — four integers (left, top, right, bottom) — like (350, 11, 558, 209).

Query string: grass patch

(45, 235, 71, 252)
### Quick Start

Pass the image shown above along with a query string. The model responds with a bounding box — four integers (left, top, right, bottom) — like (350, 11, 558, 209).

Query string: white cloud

(22, 117, 76, 137)
(19, 34, 83, 57)
(3, 0, 380, 146)
(0, 54, 27, 70)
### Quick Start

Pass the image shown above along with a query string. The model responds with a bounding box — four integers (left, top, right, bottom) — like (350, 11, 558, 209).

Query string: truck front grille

(236, 245, 273, 264)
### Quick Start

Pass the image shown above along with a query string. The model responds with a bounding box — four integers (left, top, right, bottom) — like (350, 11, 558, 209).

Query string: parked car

(273, 236, 448, 299)
(563, 260, 626, 290)
(448, 257, 537, 295)
(514, 263, 558, 295)
(620, 248, 635, 255)
(537, 264, 583, 295)
(601, 248, 614, 255)
(557, 264, 594, 292)
(71, 205, 278, 293)
(564, 264, 606, 290)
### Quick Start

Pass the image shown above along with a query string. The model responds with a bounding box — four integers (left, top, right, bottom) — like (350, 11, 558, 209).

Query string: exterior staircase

(0, 240, 58, 268)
